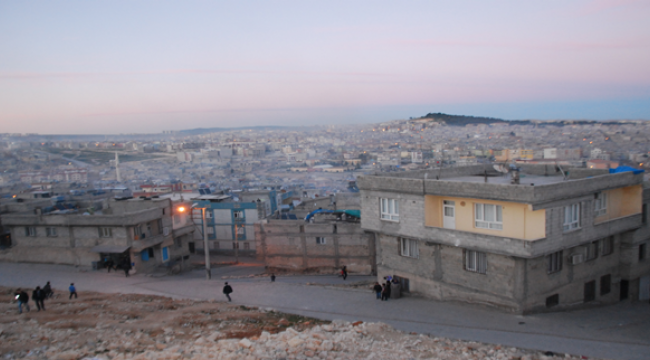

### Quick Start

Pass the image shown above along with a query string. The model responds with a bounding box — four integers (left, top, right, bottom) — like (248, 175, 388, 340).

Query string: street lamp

(191, 202, 211, 280)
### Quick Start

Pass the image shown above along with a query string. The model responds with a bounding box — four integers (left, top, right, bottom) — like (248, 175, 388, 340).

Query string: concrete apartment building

(255, 192, 374, 274)
(1, 197, 194, 274)
(358, 165, 649, 313)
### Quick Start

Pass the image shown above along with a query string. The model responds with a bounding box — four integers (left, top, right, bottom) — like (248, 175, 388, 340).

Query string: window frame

(233, 210, 244, 219)
(99, 227, 112, 238)
(601, 237, 614, 256)
(594, 192, 607, 217)
(25, 226, 37, 237)
(315, 237, 326, 245)
(46, 227, 57, 237)
(400, 238, 419, 258)
(380, 198, 400, 222)
(563, 203, 581, 232)
(547, 251, 563, 274)
(465, 250, 487, 274)
(585, 241, 598, 261)
(474, 203, 503, 230)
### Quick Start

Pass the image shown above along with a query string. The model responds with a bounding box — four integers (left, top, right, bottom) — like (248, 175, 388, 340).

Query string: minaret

(115, 152, 121, 182)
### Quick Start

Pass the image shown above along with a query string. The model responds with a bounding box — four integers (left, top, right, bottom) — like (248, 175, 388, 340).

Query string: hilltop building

(358, 165, 649, 313)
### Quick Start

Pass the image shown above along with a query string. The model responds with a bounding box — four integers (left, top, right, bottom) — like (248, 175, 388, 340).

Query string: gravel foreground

(0, 287, 601, 360)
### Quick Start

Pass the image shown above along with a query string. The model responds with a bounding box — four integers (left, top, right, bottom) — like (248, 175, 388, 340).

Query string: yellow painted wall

(424, 195, 546, 240)
(594, 185, 642, 224)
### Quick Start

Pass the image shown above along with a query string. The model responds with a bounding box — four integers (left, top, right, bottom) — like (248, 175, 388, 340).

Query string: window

(134, 225, 143, 239)
(600, 274, 611, 295)
(475, 203, 503, 230)
(233, 211, 244, 219)
(244, 242, 250, 250)
(601, 237, 614, 256)
(546, 294, 559, 308)
(174, 237, 182, 248)
(563, 203, 580, 231)
(380, 198, 399, 221)
(25, 227, 36, 237)
(465, 250, 487, 274)
(99, 227, 112, 238)
(46, 227, 57, 237)
(316, 237, 326, 245)
(584, 280, 596, 302)
(640, 243, 647, 261)
(585, 241, 598, 261)
(643, 204, 647, 224)
(594, 192, 607, 217)
(148, 248, 155, 258)
(400, 238, 419, 258)
(547, 251, 563, 274)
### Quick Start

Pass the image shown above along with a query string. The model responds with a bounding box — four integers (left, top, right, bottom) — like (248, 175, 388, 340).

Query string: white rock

(239, 338, 252, 348)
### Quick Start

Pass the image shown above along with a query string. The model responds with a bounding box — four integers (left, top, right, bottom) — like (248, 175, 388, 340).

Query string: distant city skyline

(1, 1, 649, 134)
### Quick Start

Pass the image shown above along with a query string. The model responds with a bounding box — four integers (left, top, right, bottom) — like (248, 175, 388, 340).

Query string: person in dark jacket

(223, 282, 233, 302)
(381, 281, 391, 301)
(122, 259, 131, 277)
(341, 266, 348, 280)
(373, 282, 383, 300)
(43, 281, 54, 298)
(105, 258, 115, 273)
(32, 286, 45, 311)
(15, 289, 30, 313)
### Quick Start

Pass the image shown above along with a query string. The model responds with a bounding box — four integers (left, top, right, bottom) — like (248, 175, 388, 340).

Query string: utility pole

(202, 207, 211, 279)
(234, 223, 239, 265)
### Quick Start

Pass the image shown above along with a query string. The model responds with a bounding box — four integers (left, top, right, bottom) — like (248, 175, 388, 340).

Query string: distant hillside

(419, 113, 508, 126)
(416, 113, 639, 127)
(178, 125, 290, 135)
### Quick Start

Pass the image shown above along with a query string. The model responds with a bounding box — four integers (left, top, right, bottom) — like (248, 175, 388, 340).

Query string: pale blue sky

(1, 1, 649, 134)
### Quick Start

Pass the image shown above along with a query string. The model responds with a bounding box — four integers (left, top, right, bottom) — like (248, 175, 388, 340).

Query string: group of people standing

(373, 276, 399, 301)
(14, 281, 54, 314)
(104, 257, 132, 277)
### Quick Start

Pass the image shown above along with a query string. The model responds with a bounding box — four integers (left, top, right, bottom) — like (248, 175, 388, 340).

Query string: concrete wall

(255, 219, 374, 274)
(374, 232, 522, 312)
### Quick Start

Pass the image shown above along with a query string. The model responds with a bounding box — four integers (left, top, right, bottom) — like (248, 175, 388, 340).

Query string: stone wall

(255, 219, 374, 274)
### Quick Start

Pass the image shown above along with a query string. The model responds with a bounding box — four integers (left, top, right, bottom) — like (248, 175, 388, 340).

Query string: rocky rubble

(0, 287, 598, 360)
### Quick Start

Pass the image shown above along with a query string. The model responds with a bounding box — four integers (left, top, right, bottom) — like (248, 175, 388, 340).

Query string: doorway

(443, 200, 455, 229)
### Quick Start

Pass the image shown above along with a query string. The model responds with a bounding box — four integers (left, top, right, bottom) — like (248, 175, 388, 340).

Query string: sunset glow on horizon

(1, 1, 649, 134)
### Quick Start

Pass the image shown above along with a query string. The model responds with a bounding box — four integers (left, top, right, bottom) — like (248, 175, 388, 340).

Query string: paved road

(1, 261, 649, 360)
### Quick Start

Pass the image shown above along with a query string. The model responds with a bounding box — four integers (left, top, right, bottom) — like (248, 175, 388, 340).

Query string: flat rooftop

(445, 174, 565, 186)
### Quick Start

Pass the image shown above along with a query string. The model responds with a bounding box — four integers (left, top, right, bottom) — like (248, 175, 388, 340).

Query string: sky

(1, 0, 649, 134)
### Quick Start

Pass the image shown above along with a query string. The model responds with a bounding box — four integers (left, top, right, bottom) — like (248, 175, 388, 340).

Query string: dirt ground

(0, 286, 327, 359)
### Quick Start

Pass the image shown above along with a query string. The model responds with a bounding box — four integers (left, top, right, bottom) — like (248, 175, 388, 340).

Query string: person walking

(105, 258, 115, 273)
(68, 283, 78, 299)
(223, 282, 233, 302)
(270, 274, 276, 282)
(43, 281, 54, 299)
(122, 259, 131, 277)
(342, 266, 348, 280)
(32, 286, 45, 311)
(15, 289, 30, 313)
(373, 282, 383, 300)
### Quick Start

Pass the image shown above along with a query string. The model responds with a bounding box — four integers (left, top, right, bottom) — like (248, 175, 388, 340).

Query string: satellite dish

(493, 165, 509, 174)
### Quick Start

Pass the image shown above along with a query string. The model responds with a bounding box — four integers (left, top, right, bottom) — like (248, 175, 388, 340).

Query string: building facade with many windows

(358, 165, 649, 313)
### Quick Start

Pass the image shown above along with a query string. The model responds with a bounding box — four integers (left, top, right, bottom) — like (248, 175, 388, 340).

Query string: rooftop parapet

(358, 165, 643, 207)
